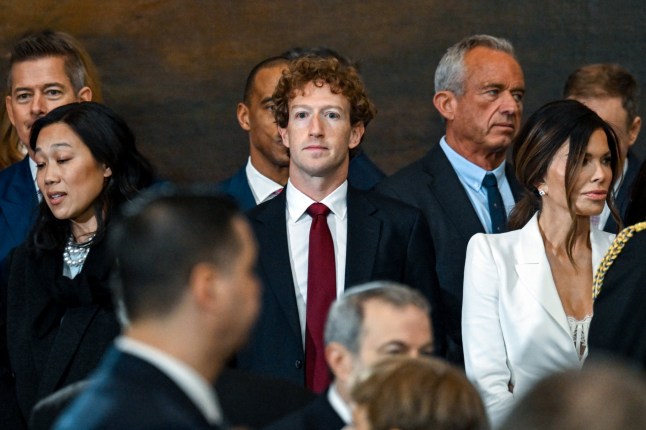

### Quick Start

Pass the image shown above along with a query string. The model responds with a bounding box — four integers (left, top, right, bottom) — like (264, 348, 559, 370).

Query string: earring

(538, 189, 546, 197)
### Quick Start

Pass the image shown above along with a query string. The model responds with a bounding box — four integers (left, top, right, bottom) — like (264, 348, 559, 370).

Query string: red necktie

(305, 202, 335, 392)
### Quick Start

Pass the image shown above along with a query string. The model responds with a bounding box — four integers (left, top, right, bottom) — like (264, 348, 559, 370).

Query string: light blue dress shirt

(439, 137, 515, 233)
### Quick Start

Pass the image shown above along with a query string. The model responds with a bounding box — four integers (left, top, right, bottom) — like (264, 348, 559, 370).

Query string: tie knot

(482, 173, 498, 189)
(307, 202, 330, 217)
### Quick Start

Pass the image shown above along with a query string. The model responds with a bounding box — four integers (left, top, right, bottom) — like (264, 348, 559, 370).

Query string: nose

(30, 92, 47, 116)
(42, 164, 60, 186)
(592, 160, 611, 183)
(499, 91, 520, 117)
(308, 114, 323, 137)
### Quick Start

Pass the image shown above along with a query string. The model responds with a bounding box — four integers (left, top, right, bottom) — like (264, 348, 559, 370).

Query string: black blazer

(376, 143, 523, 366)
(262, 391, 345, 430)
(52, 348, 222, 429)
(236, 185, 437, 385)
(218, 150, 386, 212)
(604, 150, 643, 233)
(0, 237, 119, 429)
(589, 223, 646, 368)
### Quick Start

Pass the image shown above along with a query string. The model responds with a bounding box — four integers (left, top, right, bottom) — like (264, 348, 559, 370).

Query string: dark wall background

(3, 0, 645, 183)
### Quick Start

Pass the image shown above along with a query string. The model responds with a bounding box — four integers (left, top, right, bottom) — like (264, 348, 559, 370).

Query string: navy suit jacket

(53, 348, 222, 430)
(262, 390, 345, 430)
(376, 144, 524, 366)
(603, 149, 643, 233)
(0, 157, 38, 265)
(219, 151, 386, 211)
(236, 185, 437, 385)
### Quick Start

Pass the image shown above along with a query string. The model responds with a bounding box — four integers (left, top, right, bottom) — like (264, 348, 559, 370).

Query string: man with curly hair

(237, 56, 436, 393)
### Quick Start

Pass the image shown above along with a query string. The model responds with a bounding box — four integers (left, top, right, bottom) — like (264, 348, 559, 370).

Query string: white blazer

(462, 213, 614, 428)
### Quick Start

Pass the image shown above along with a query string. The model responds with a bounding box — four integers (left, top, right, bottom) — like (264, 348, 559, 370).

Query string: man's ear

(77, 86, 92, 102)
(278, 126, 289, 148)
(237, 102, 251, 131)
(6, 95, 16, 126)
(348, 123, 365, 150)
(433, 90, 458, 121)
(325, 342, 354, 382)
(628, 116, 642, 147)
(188, 262, 219, 313)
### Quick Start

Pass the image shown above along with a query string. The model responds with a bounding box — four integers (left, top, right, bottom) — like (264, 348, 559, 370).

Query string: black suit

(263, 391, 345, 430)
(376, 144, 523, 365)
(237, 185, 437, 385)
(52, 348, 223, 429)
(604, 150, 643, 233)
(1, 236, 119, 429)
(589, 223, 646, 368)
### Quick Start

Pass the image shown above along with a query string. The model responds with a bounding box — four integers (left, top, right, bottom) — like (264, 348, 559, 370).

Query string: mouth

(47, 192, 67, 205)
(583, 190, 607, 201)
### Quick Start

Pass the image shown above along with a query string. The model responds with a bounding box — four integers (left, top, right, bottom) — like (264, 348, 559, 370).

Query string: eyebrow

(260, 96, 274, 105)
(34, 142, 73, 153)
(13, 82, 65, 93)
(290, 104, 346, 111)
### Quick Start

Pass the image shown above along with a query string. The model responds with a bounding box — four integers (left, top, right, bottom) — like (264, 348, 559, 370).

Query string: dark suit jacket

(375, 143, 523, 366)
(237, 185, 437, 385)
(604, 150, 643, 233)
(219, 151, 386, 211)
(262, 390, 345, 430)
(589, 224, 646, 369)
(30, 367, 315, 430)
(0, 237, 119, 429)
(52, 348, 222, 430)
(0, 157, 38, 265)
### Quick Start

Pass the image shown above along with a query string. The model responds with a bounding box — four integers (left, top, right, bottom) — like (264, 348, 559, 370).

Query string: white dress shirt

(328, 382, 352, 424)
(115, 336, 224, 426)
(245, 157, 284, 204)
(285, 179, 348, 345)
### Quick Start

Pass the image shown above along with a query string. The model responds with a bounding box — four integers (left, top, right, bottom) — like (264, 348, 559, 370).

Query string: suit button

(294, 360, 303, 369)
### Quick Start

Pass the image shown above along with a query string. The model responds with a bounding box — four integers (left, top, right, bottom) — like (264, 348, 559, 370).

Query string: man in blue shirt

(377, 34, 526, 366)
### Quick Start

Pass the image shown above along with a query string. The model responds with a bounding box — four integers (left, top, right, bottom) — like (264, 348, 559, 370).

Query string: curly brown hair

(272, 56, 376, 130)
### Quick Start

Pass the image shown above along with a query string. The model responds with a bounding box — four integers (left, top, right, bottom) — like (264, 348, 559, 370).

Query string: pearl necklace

(63, 234, 95, 268)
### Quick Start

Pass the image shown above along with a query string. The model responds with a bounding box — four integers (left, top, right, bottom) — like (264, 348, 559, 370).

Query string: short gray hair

(434, 34, 516, 95)
(323, 281, 430, 354)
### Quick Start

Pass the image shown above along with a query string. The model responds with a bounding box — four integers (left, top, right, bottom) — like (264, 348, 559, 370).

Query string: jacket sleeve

(462, 233, 514, 427)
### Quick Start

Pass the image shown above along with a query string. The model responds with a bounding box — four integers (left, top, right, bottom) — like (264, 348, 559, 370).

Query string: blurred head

(500, 360, 646, 430)
(564, 63, 641, 160)
(509, 99, 621, 257)
(5, 30, 102, 151)
(29, 102, 153, 251)
(112, 190, 260, 353)
(324, 282, 433, 401)
(351, 356, 488, 430)
(433, 35, 524, 164)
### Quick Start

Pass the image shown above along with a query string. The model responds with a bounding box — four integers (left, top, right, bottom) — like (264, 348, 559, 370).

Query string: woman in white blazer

(462, 100, 621, 428)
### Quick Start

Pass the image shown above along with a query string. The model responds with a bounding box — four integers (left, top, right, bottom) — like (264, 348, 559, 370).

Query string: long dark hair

(509, 99, 621, 261)
(29, 102, 154, 252)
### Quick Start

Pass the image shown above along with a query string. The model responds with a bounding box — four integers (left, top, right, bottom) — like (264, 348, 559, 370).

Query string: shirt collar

(327, 383, 352, 424)
(440, 136, 507, 191)
(116, 336, 223, 426)
(285, 179, 348, 222)
(246, 157, 284, 203)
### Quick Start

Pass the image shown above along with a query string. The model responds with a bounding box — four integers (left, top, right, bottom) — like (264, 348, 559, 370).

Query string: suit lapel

(227, 166, 256, 211)
(424, 145, 485, 240)
(37, 305, 101, 398)
(0, 158, 38, 244)
(251, 192, 301, 340)
(513, 215, 571, 337)
(345, 188, 380, 288)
